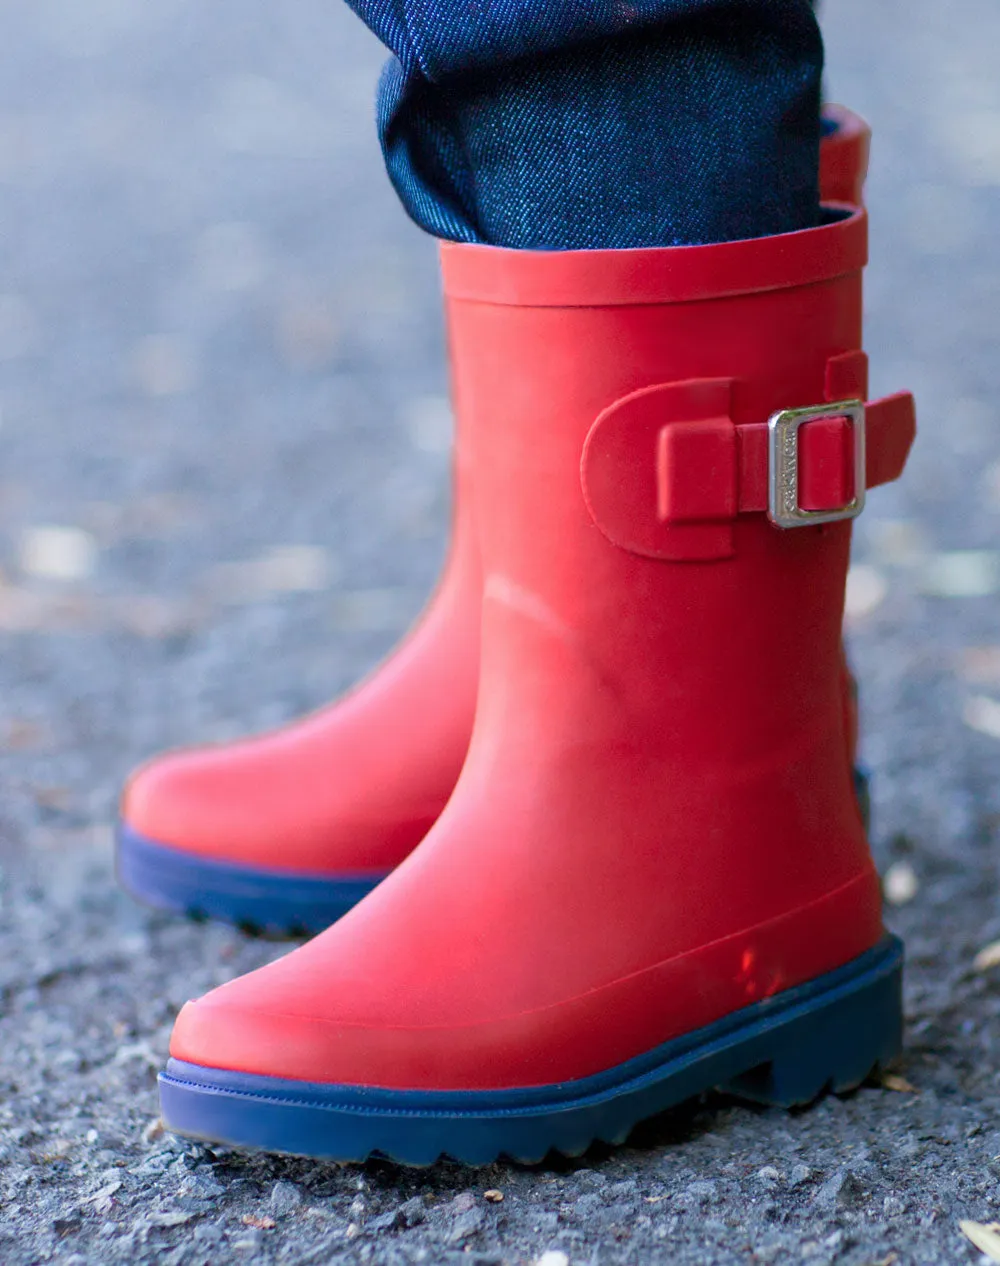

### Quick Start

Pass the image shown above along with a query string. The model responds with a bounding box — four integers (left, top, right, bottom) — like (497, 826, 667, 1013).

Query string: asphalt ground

(2, 1, 1000, 1263)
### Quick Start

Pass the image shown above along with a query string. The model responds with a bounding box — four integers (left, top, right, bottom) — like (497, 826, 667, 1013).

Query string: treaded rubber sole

(116, 824, 388, 937)
(159, 934, 903, 1166)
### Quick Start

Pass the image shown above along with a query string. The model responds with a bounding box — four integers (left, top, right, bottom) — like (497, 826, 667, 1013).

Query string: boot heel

(720, 944, 903, 1109)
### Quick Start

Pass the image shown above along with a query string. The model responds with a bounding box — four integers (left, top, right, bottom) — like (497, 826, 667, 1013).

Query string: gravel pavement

(2, 1, 1000, 1263)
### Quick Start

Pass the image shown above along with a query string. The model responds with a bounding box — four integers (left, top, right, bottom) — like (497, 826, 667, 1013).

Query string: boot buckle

(767, 399, 866, 528)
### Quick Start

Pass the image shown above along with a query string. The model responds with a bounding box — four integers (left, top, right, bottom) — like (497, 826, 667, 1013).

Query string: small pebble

(85, 1180, 122, 1207)
(448, 1206, 486, 1244)
(241, 1214, 276, 1231)
(270, 1180, 304, 1216)
(812, 1170, 867, 1210)
(450, 1191, 477, 1214)
(143, 1210, 196, 1228)
(194, 1222, 226, 1243)
(964, 694, 1000, 740)
(845, 564, 887, 618)
(141, 1118, 165, 1145)
(179, 1172, 226, 1200)
(368, 1208, 402, 1232)
(232, 1229, 265, 1252)
(398, 1195, 426, 1227)
(883, 860, 919, 906)
(19, 526, 97, 582)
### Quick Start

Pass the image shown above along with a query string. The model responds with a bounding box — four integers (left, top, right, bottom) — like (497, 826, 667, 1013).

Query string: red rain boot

(118, 107, 873, 936)
(116, 470, 479, 934)
(160, 205, 915, 1164)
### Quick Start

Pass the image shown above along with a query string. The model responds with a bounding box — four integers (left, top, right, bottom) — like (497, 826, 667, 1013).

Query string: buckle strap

(581, 361, 916, 562)
(730, 392, 915, 522)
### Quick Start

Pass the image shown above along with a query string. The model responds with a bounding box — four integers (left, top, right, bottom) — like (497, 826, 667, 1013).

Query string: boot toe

(168, 961, 364, 1085)
(122, 746, 259, 863)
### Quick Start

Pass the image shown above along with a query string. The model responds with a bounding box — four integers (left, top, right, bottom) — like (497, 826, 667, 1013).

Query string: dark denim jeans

(346, 0, 823, 249)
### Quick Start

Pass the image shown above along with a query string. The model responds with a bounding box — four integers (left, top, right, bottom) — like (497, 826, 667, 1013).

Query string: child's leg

(347, 0, 823, 247)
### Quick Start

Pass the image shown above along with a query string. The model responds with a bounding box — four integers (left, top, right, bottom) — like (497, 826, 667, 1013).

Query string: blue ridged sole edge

(116, 824, 388, 937)
(159, 934, 903, 1167)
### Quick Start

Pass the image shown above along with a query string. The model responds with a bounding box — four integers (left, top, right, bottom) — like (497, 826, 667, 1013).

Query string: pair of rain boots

(118, 106, 874, 936)
(126, 109, 918, 1165)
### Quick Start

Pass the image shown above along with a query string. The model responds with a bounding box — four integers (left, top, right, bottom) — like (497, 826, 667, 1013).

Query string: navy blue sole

(159, 934, 903, 1166)
(116, 824, 388, 937)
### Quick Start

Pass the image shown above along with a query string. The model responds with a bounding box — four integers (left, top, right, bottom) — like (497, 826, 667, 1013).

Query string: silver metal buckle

(767, 398, 866, 529)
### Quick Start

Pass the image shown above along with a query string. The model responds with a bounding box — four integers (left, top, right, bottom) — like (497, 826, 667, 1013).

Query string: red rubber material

(120, 110, 872, 911)
(820, 105, 872, 206)
(819, 105, 872, 781)
(580, 369, 913, 561)
(170, 209, 913, 1097)
(441, 204, 867, 307)
(120, 453, 479, 877)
